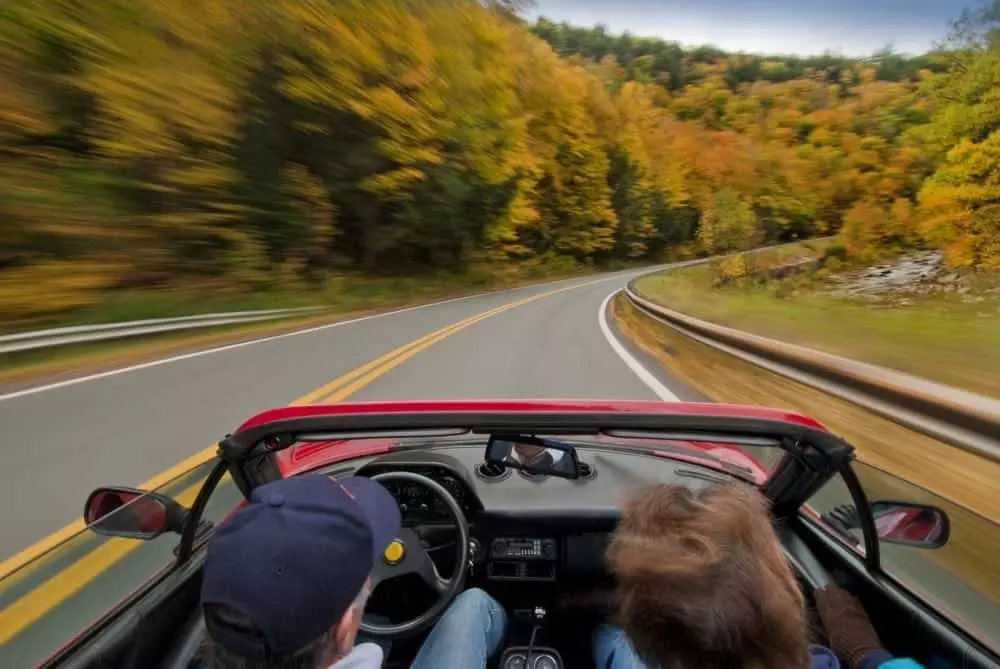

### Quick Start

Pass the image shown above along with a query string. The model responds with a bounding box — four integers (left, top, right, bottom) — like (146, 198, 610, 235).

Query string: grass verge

(612, 294, 1000, 605)
(0, 312, 347, 388)
(632, 244, 1000, 398)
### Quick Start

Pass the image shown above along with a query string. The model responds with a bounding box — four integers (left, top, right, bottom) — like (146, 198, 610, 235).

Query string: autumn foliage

(534, 7, 1000, 272)
(0, 0, 998, 324)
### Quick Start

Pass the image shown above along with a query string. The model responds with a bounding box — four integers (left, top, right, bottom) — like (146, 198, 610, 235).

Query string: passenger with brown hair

(592, 483, 924, 669)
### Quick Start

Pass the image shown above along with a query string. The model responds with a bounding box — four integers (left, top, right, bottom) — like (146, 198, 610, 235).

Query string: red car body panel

(238, 399, 830, 431)
(251, 400, 825, 483)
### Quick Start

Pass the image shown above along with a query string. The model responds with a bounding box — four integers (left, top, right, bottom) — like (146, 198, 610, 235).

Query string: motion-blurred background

(1, 1, 999, 664)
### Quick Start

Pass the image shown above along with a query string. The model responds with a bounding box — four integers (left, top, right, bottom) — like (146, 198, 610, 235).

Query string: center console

(498, 605, 564, 669)
(499, 646, 564, 669)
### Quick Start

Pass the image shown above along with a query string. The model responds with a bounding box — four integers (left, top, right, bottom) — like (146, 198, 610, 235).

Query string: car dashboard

(332, 443, 738, 583)
(318, 442, 837, 669)
(363, 465, 476, 522)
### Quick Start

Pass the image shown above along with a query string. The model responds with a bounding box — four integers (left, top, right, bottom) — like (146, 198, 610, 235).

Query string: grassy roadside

(632, 244, 1000, 398)
(0, 263, 622, 388)
(0, 312, 346, 388)
(612, 294, 1000, 605)
(3, 257, 650, 335)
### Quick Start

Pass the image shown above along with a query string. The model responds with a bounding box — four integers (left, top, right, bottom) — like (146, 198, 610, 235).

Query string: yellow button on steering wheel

(383, 539, 405, 565)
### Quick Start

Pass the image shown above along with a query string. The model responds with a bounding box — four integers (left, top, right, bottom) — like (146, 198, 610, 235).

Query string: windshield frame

(178, 408, 855, 566)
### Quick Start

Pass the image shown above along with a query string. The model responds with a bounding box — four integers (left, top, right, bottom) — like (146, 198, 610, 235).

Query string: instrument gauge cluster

(374, 467, 472, 521)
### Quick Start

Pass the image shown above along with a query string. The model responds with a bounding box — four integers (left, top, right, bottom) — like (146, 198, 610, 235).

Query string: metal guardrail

(623, 280, 1000, 463)
(0, 307, 326, 354)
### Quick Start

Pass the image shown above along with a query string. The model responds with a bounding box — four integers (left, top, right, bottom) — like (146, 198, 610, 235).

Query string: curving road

(0, 267, 696, 564)
(3, 265, 999, 667)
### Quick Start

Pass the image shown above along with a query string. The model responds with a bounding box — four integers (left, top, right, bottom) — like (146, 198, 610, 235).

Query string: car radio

(491, 537, 556, 560)
(488, 537, 558, 581)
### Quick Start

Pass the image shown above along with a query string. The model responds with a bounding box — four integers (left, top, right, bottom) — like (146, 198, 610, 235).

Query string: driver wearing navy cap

(199, 474, 507, 669)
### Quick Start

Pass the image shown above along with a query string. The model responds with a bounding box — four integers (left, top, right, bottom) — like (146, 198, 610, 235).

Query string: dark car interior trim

(796, 516, 999, 669)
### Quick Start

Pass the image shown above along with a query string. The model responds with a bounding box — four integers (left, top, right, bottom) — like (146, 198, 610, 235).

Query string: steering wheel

(360, 471, 470, 638)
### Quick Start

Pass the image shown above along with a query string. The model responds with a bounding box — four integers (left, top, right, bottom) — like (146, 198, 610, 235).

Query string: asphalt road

(0, 268, 688, 563)
(3, 265, 999, 667)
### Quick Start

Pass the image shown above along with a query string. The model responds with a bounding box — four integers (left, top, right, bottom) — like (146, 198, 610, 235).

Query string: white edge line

(0, 292, 488, 402)
(598, 289, 679, 402)
(0, 270, 646, 403)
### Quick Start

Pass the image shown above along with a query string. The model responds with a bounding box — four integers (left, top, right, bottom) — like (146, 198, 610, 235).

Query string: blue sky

(528, 0, 967, 56)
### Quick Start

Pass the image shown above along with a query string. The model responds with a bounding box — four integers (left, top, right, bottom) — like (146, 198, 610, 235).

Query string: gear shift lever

(524, 606, 545, 666)
(500, 606, 562, 669)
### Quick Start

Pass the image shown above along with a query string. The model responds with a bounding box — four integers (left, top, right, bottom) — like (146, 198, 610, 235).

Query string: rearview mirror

(486, 435, 580, 479)
(84, 486, 190, 539)
(872, 500, 949, 549)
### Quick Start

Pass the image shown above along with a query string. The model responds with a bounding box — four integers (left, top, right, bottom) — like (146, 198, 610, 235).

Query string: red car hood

(240, 399, 827, 484)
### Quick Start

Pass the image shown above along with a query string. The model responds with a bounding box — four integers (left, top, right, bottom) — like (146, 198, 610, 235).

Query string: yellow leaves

(889, 198, 918, 242)
(916, 131, 1000, 269)
(5, 0, 998, 323)
(281, 163, 335, 267)
(841, 201, 886, 259)
(697, 188, 757, 256)
(0, 80, 52, 142)
(361, 168, 427, 196)
(0, 261, 123, 320)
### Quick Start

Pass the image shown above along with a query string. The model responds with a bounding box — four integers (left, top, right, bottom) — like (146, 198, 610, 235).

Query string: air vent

(576, 461, 596, 479)
(476, 461, 510, 481)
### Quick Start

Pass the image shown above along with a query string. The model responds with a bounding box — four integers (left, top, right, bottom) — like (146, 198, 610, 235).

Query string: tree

(698, 188, 758, 255)
(918, 132, 1000, 269)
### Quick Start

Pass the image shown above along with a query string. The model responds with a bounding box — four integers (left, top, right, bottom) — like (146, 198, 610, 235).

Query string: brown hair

(607, 483, 809, 669)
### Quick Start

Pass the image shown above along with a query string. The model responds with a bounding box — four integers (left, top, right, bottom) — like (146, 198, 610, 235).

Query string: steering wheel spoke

(418, 555, 450, 594)
(360, 471, 470, 639)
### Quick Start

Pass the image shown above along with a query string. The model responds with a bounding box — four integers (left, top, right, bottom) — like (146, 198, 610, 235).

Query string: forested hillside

(1, 0, 997, 326)
(533, 9, 1000, 269)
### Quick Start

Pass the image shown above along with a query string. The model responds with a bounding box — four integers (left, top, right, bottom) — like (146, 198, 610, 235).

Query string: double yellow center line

(295, 283, 582, 405)
(0, 276, 605, 644)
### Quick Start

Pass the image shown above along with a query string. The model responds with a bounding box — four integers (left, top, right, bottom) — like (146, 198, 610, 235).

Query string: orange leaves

(841, 201, 887, 259)
(917, 132, 1000, 269)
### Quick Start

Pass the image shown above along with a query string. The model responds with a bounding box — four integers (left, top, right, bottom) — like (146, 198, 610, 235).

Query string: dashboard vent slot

(576, 461, 595, 479)
(476, 461, 510, 481)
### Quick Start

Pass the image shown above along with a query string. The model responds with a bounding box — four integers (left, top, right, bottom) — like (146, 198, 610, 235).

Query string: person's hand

(814, 585, 884, 669)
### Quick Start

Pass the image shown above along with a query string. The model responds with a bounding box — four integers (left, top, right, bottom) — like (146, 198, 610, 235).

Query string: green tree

(698, 188, 758, 255)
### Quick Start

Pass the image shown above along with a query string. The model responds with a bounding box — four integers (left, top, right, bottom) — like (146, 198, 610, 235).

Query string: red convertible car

(4, 400, 999, 669)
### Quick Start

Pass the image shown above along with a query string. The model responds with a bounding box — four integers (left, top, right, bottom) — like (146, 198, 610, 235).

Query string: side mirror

(486, 434, 580, 479)
(872, 500, 949, 549)
(84, 486, 190, 539)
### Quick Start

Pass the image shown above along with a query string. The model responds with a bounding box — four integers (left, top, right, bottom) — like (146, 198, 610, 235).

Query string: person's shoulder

(328, 642, 383, 669)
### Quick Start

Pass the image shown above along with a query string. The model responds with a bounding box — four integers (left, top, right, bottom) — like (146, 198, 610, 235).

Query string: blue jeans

(362, 588, 507, 668)
(594, 626, 869, 669)
(410, 588, 507, 669)
(593, 625, 647, 669)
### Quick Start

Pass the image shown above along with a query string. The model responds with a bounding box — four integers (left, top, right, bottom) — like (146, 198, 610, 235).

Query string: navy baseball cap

(201, 474, 401, 659)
